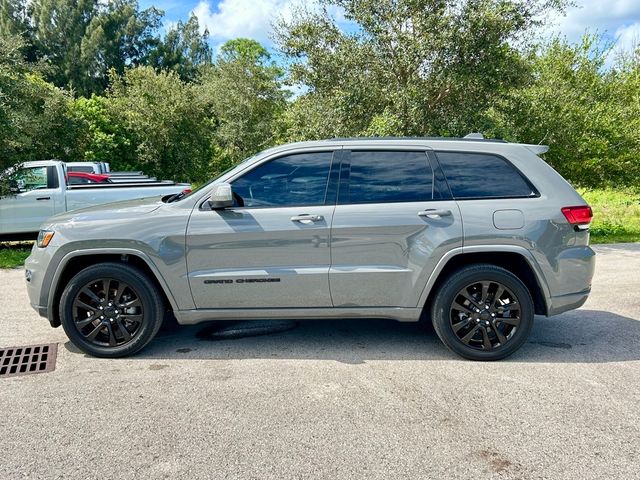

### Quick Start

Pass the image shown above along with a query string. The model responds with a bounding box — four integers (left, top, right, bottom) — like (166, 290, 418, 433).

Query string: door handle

(291, 214, 324, 223)
(36, 197, 51, 201)
(418, 209, 452, 219)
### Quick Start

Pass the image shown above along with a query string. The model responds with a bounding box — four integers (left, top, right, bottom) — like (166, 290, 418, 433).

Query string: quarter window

(232, 152, 333, 207)
(341, 151, 433, 204)
(436, 151, 536, 199)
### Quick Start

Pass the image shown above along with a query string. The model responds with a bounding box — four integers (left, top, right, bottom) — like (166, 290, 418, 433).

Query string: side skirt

(174, 307, 423, 325)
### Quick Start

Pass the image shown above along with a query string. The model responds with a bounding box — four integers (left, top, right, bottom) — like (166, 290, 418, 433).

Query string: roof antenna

(463, 132, 484, 139)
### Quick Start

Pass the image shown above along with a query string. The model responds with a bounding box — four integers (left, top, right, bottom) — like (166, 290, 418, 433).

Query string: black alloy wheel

(59, 262, 164, 358)
(449, 281, 520, 351)
(431, 264, 534, 361)
(72, 277, 144, 348)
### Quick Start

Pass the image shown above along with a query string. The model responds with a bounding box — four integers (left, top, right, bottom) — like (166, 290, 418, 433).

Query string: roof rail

(326, 136, 507, 143)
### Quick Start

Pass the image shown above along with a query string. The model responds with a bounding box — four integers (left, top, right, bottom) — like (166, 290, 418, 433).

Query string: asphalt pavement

(1, 244, 639, 479)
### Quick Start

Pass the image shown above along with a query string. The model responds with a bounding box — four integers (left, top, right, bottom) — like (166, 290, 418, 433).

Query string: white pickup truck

(1, 160, 191, 238)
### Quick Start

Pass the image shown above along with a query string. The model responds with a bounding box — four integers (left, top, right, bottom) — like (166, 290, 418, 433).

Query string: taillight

(561, 206, 593, 227)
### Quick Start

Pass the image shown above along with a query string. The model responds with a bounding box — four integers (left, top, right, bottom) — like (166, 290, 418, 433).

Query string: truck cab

(0, 161, 66, 236)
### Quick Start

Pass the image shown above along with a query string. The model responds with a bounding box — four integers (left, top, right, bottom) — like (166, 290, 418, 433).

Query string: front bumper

(24, 245, 58, 325)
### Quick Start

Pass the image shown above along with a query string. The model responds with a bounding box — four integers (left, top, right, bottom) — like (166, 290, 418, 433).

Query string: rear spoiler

(522, 144, 549, 155)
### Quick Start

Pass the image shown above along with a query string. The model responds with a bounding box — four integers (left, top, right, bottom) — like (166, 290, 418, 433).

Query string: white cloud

(192, 0, 299, 44)
(613, 22, 640, 52)
(545, 0, 640, 41)
(191, 0, 355, 46)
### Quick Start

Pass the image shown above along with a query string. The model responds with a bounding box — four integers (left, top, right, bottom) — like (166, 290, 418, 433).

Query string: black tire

(59, 262, 164, 358)
(431, 264, 534, 361)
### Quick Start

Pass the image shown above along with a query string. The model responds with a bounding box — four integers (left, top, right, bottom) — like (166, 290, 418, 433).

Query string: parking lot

(1, 244, 639, 479)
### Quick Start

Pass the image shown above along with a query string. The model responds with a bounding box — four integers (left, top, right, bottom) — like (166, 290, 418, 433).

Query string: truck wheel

(431, 264, 534, 361)
(59, 262, 164, 358)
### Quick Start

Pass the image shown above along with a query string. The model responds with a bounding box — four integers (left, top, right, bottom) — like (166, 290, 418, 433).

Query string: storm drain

(0, 343, 57, 378)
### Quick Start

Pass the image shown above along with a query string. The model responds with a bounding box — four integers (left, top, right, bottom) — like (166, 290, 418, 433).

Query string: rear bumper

(542, 245, 595, 316)
(546, 288, 590, 316)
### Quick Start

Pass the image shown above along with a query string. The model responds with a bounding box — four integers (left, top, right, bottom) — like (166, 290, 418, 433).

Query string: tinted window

(341, 151, 433, 204)
(67, 166, 94, 173)
(232, 152, 333, 207)
(68, 176, 91, 185)
(436, 152, 535, 199)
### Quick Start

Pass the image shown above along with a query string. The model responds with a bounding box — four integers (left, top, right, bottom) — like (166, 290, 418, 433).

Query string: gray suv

(25, 137, 595, 360)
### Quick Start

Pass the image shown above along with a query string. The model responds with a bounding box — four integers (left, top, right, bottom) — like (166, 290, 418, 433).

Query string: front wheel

(431, 264, 534, 361)
(59, 262, 164, 358)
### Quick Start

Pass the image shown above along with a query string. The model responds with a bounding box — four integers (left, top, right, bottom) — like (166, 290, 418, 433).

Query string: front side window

(11, 167, 48, 192)
(340, 150, 433, 204)
(436, 151, 536, 199)
(232, 152, 333, 207)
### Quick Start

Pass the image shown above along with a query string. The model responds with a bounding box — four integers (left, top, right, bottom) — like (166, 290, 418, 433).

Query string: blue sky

(140, 0, 640, 58)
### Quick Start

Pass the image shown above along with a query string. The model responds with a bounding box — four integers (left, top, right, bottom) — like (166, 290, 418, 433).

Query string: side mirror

(9, 180, 23, 193)
(209, 183, 233, 209)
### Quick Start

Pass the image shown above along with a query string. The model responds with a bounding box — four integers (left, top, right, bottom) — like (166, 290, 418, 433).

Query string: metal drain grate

(0, 343, 57, 378)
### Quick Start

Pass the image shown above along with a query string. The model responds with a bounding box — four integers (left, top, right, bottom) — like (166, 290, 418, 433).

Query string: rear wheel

(59, 262, 164, 358)
(431, 264, 534, 361)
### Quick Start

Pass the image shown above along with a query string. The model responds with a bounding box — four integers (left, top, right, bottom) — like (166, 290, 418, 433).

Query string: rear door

(329, 147, 463, 307)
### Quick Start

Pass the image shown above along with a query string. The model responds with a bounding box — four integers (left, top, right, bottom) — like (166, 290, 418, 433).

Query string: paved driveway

(1, 244, 639, 479)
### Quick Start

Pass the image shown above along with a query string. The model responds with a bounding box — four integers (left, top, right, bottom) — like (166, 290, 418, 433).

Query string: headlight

(37, 230, 55, 248)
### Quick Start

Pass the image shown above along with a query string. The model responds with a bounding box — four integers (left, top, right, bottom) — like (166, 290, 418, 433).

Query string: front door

(186, 150, 339, 309)
(329, 148, 463, 307)
(0, 165, 59, 235)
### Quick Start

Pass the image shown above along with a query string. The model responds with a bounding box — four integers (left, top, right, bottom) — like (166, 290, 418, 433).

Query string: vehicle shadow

(65, 309, 640, 364)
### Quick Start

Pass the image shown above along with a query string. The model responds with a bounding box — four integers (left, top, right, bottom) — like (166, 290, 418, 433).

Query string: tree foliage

(105, 66, 214, 182)
(0, 35, 82, 169)
(148, 14, 212, 81)
(0, 0, 639, 190)
(490, 36, 640, 187)
(198, 38, 288, 173)
(275, 0, 568, 139)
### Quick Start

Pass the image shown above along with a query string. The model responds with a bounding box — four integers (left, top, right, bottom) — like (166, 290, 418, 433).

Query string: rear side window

(341, 151, 433, 204)
(436, 151, 536, 199)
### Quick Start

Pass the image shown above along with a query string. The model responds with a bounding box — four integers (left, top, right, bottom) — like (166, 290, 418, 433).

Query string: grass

(0, 188, 637, 269)
(579, 188, 640, 244)
(0, 242, 33, 269)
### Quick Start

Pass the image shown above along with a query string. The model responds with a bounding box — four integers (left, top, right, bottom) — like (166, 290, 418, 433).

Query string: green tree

(276, 0, 568, 140)
(71, 95, 135, 168)
(491, 36, 640, 187)
(106, 66, 214, 182)
(0, 35, 83, 195)
(149, 14, 212, 81)
(0, 0, 29, 38)
(29, 0, 97, 94)
(26, 0, 163, 95)
(198, 38, 288, 173)
(81, 0, 163, 92)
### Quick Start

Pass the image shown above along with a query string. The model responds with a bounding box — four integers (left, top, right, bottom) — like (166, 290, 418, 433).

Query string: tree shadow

(64, 308, 639, 364)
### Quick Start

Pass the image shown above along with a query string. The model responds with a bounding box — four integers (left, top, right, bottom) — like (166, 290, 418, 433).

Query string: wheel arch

(419, 246, 550, 317)
(47, 249, 178, 328)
